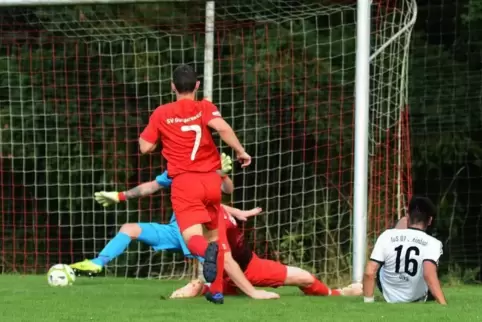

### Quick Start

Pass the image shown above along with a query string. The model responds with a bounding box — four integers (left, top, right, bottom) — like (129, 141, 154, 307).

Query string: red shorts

(223, 254, 288, 295)
(171, 172, 222, 233)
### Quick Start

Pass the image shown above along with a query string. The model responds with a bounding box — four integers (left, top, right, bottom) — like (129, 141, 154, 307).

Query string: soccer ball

(47, 264, 76, 287)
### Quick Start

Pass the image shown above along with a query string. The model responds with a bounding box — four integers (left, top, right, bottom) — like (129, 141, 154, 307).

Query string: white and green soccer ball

(47, 264, 76, 287)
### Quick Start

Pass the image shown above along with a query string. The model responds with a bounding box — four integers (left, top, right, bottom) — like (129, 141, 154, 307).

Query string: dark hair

(172, 64, 197, 94)
(408, 196, 436, 227)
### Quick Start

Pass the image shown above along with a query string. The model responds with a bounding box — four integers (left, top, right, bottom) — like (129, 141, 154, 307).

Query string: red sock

(300, 276, 339, 296)
(209, 208, 227, 294)
(331, 289, 341, 296)
(186, 235, 208, 257)
(209, 248, 224, 294)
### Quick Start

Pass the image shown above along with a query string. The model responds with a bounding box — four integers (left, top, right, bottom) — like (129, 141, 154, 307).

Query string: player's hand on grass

(94, 191, 121, 207)
(236, 151, 251, 168)
(220, 152, 233, 175)
(170, 280, 204, 299)
(250, 290, 280, 300)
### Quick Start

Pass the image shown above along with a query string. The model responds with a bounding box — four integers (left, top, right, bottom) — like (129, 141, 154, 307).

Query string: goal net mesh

(0, 0, 415, 283)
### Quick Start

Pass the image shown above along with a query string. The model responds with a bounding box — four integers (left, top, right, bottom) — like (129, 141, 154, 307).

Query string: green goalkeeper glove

(94, 191, 126, 207)
(220, 152, 232, 176)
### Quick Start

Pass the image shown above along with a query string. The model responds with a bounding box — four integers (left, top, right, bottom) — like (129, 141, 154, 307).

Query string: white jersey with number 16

(370, 228, 443, 303)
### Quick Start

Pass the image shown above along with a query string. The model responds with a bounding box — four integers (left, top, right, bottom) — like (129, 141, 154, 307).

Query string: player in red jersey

(138, 65, 276, 303)
(170, 206, 363, 299)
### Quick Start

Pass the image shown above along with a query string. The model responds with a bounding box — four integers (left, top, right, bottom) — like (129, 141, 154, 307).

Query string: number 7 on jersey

(181, 125, 202, 161)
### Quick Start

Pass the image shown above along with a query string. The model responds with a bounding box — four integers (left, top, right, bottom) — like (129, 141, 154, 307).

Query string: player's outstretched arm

(222, 205, 262, 221)
(94, 172, 172, 207)
(362, 260, 379, 303)
(94, 180, 163, 207)
(423, 261, 447, 305)
(124, 180, 163, 199)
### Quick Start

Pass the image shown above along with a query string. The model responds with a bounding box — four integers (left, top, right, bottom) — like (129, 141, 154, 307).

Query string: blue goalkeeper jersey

(155, 171, 202, 261)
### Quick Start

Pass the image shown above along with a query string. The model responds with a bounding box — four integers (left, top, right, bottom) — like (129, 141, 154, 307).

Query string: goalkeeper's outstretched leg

(70, 221, 188, 273)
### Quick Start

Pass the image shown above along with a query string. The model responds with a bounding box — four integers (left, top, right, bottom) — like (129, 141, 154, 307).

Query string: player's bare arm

(423, 261, 447, 305)
(124, 181, 162, 199)
(93, 180, 162, 207)
(362, 260, 379, 303)
(207, 118, 251, 167)
(220, 176, 234, 194)
(223, 252, 257, 296)
(139, 113, 160, 154)
(223, 252, 279, 299)
(139, 138, 157, 154)
(222, 205, 262, 222)
(207, 118, 244, 153)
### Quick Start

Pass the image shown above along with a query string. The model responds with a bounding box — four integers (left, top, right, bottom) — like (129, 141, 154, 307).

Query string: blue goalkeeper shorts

(137, 214, 203, 262)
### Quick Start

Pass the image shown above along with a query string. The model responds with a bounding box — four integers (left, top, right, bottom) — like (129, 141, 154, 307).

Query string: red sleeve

(140, 113, 160, 144)
(202, 100, 222, 124)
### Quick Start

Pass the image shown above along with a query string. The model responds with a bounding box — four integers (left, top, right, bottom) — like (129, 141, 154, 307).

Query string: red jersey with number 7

(140, 98, 222, 178)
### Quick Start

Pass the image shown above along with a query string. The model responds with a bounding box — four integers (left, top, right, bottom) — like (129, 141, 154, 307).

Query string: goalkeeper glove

(156, 171, 173, 187)
(94, 191, 126, 207)
(220, 152, 232, 176)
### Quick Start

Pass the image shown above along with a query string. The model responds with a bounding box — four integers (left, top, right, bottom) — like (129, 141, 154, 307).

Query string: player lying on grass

(363, 197, 447, 304)
(70, 153, 235, 274)
(170, 205, 363, 299)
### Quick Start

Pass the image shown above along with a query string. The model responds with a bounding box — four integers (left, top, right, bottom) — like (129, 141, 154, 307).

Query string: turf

(1, 275, 480, 322)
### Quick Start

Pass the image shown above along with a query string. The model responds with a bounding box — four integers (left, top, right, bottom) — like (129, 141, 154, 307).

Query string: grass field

(1, 275, 480, 322)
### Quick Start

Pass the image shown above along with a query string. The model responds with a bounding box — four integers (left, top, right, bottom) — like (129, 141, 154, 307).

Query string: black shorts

(376, 267, 434, 302)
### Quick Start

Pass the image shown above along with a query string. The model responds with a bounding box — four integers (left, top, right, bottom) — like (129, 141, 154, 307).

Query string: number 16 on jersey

(394, 245, 420, 277)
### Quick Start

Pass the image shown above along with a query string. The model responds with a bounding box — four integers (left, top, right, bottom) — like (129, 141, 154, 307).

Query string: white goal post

(0, 0, 417, 283)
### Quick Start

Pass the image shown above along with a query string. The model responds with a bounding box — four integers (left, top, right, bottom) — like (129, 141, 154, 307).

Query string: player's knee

(119, 223, 142, 239)
(284, 266, 314, 287)
(182, 224, 204, 242)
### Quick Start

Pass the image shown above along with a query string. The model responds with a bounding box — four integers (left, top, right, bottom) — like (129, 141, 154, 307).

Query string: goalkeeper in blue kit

(70, 153, 233, 273)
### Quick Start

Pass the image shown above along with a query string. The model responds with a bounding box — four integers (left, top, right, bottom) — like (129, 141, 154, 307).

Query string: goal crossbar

(0, 0, 187, 7)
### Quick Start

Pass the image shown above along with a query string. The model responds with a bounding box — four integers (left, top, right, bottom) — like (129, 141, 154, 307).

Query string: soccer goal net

(0, 0, 416, 283)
